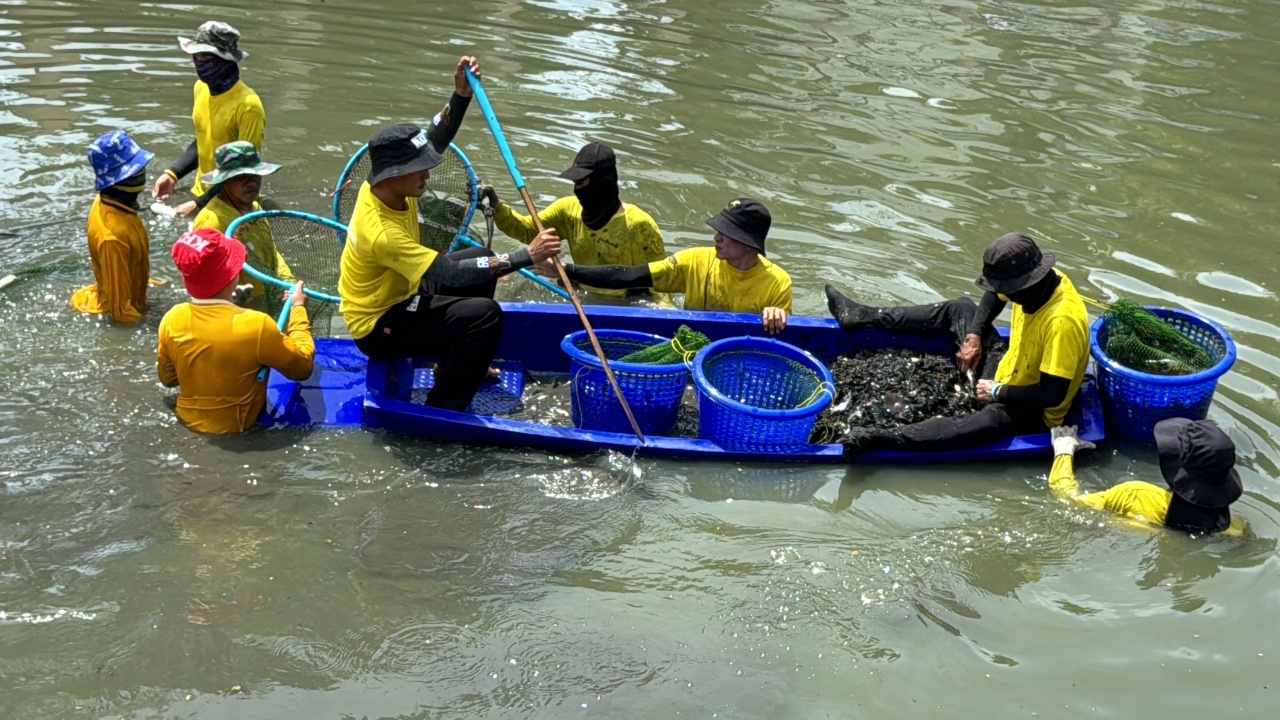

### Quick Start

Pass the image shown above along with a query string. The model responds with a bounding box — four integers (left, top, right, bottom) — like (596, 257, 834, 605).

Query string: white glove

(1051, 425, 1096, 457)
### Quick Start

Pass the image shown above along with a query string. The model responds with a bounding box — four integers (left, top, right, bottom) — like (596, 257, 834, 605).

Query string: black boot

(840, 426, 902, 459)
(825, 283, 878, 330)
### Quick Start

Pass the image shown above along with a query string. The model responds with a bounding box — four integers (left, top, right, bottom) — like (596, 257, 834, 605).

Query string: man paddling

(827, 233, 1089, 456)
(153, 21, 265, 218)
(1048, 420, 1247, 536)
(338, 56, 562, 411)
(555, 197, 792, 333)
(483, 142, 666, 299)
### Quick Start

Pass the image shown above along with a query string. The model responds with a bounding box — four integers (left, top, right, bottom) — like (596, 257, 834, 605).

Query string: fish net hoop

(332, 142, 479, 254)
(227, 210, 347, 337)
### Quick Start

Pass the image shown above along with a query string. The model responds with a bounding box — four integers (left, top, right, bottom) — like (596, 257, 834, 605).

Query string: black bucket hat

(1155, 418, 1243, 509)
(975, 233, 1057, 294)
(559, 142, 616, 182)
(707, 197, 771, 255)
(367, 124, 444, 186)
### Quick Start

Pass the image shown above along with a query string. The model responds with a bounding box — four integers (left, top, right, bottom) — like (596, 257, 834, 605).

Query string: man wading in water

(827, 233, 1089, 456)
(153, 21, 265, 218)
(338, 57, 562, 411)
(555, 198, 793, 334)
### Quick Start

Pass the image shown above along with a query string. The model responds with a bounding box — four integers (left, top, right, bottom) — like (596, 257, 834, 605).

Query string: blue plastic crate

(561, 330, 690, 435)
(1090, 306, 1235, 441)
(693, 336, 835, 452)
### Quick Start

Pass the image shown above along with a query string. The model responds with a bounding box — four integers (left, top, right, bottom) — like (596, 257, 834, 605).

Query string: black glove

(477, 182, 499, 208)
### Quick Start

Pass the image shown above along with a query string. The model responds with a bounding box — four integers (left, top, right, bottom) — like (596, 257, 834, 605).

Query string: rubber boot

(840, 426, 903, 459)
(825, 283, 881, 330)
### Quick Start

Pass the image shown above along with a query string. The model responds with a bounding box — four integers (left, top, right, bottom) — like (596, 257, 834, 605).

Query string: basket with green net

(1089, 302, 1235, 441)
(226, 210, 347, 337)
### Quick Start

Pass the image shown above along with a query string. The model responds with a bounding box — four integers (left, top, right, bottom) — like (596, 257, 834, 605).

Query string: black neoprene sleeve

(562, 264, 653, 289)
(166, 140, 199, 179)
(421, 247, 533, 288)
(999, 373, 1072, 409)
(428, 93, 471, 152)
(967, 291, 1006, 337)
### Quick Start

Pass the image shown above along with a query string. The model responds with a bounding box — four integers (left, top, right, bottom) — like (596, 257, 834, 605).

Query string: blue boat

(260, 303, 1106, 464)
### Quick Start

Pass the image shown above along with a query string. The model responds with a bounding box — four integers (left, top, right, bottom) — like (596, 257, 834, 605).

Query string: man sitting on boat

(1048, 420, 1246, 536)
(338, 56, 562, 412)
(158, 228, 315, 434)
(482, 142, 666, 299)
(556, 197, 792, 334)
(152, 21, 265, 219)
(827, 233, 1089, 456)
(191, 141, 293, 303)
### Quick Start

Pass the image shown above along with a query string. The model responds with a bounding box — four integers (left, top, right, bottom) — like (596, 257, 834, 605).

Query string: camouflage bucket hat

(178, 20, 247, 62)
(199, 141, 280, 187)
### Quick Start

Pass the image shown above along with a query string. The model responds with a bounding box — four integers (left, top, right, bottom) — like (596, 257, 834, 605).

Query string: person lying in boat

(158, 228, 315, 434)
(555, 197, 792, 334)
(191, 141, 293, 303)
(72, 130, 155, 324)
(152, 21, 265, 219)
(827, 233, 1089, 456)
(1049, 420, 1246, 536)
(481, 142, 666, 299)
(338, 57, 562, 411)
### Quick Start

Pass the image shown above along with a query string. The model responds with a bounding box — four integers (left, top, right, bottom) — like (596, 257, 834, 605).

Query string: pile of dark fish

(811, 348, 983, 443)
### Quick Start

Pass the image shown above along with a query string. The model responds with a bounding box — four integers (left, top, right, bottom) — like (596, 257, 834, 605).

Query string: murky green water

(3, 0, 1279, 716)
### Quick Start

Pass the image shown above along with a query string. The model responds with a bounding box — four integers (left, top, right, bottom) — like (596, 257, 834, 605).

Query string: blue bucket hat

(88, 130, 155, 191)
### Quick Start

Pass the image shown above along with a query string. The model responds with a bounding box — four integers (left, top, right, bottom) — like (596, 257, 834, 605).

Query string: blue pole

(258, 289, 294, 383)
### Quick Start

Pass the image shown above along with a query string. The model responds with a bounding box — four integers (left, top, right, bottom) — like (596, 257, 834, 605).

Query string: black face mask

(194, 55, 240, 95)
(101, 170, 146, 210)
(1006, 270, 1060, 314)
(1164, 493, 1231, 536)
(574, 167, 621, 232)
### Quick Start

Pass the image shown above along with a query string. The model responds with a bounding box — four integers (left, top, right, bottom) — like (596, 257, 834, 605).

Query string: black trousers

(354, 248, 502, 411)
(848, 297, 1044, 452)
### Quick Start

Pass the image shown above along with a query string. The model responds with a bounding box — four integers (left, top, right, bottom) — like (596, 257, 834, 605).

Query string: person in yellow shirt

(482, 142, 665, 298)
(1048, 420, 1246, 536)
(72, 130, 155, 324)
(191, 141, 292, 299)
(557, 197, 792, 333)
(828, 233, 1090, 456)
(152, 21, 265, 218)
(158, 228, 314, 434)
(339, 57, 562, 411)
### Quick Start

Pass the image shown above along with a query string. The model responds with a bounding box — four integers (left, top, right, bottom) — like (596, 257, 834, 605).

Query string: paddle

(464, 68, 646, 444)
(259, 287, 296, 382)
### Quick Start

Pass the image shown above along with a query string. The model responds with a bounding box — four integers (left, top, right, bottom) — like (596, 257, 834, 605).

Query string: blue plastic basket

(561, 330, 690, 435)
(1090, 306, 1236, 442)
(692, 337, 835, 452)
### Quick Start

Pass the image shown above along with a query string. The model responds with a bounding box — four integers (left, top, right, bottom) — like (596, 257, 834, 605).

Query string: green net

(618, 325, 710, 364)
(335, 145, 475, 254)
(1103, 299, 1213, 375)
(232, 214, 344, 337)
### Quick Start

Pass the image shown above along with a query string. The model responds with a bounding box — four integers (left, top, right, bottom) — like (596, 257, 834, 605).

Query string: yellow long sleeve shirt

(647, 247, 792, 314)
(190, 80, 266, 197)
(1048, 454, 1246, 536)
(494, 197, 665, 296)
(71, 196, 150, 323)
(157, 300, 314, 434)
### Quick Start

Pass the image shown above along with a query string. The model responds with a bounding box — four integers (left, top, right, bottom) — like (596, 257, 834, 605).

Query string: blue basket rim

(1089, 305, 1236, 385)
(692, 336, 836, 419)
(560, 329, 688, 372)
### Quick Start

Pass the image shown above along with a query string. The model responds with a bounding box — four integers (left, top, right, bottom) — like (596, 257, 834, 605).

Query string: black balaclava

(194, 55, 240, 95)
(1006, 269, 1061, 314)
(1164, 493, 1231, 536)
(574, 167, 621, 232)
(100, 170, 146, 210)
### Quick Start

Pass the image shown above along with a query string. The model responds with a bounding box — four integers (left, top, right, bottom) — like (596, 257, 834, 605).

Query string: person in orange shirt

(72, 130, 154, 324)
(158, 228, 314, 434)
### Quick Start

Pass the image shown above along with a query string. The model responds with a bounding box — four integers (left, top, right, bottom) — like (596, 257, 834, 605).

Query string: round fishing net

(334, 143, 477, 254)
(231, 212, 345, 337)
(1102, 299, 1212, 375)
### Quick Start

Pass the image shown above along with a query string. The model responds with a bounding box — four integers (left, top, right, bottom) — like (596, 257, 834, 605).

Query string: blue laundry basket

(562, 330, 690, 435)
(693, 336, 835, 452)
(1091, 306, 1236, 441)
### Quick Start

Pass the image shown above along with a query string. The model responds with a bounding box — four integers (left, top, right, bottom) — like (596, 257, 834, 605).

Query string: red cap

(171, 228, 247, 299)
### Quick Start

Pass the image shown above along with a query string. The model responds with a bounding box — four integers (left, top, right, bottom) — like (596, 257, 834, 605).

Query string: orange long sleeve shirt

(71, 196, 150, 323)
(157, 299, 315, 434)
